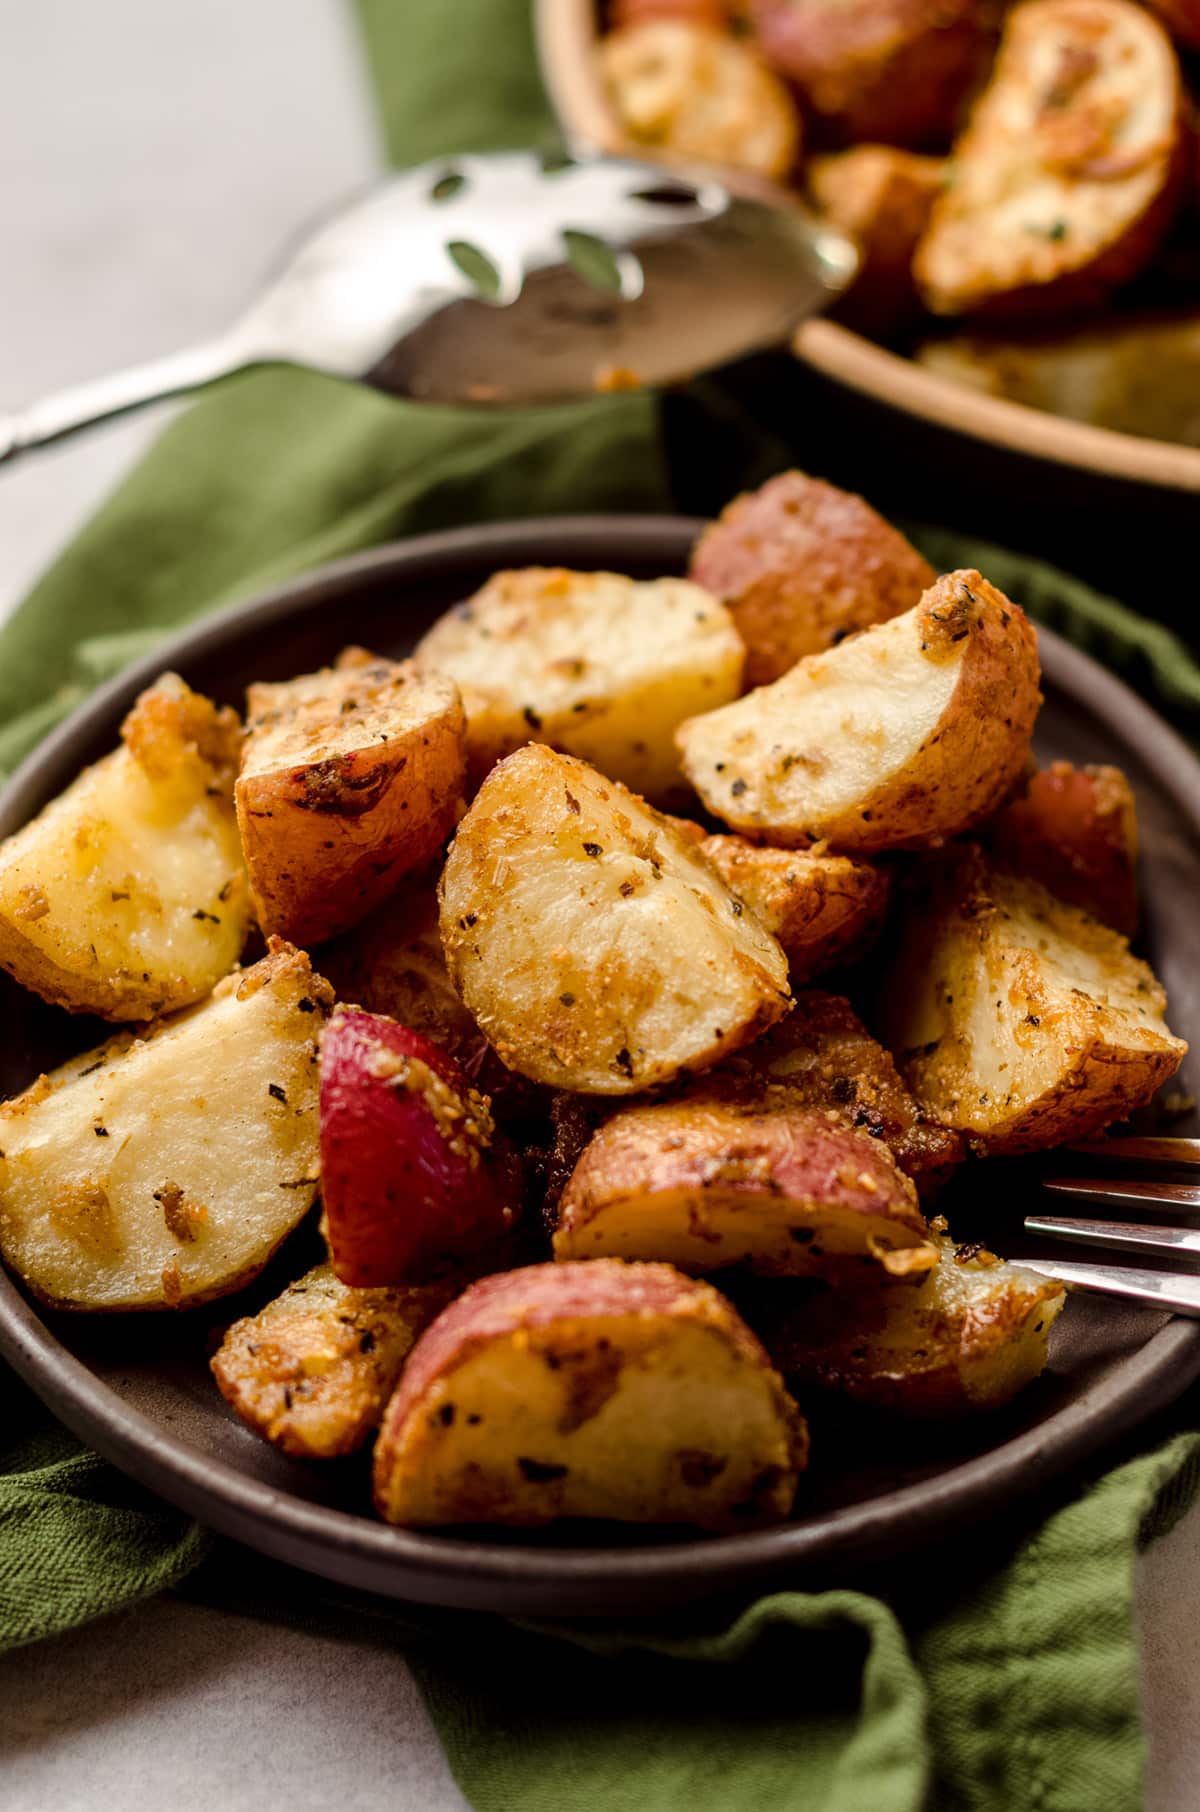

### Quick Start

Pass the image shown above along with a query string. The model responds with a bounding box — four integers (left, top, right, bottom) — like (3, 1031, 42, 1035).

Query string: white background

(0, 5, 1198, 1806)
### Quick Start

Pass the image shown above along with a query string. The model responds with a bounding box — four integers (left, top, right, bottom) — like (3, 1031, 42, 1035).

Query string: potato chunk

(554, 1096, 936, 1278)
(678, 570, 1041, 852)
(236, 649, 466, 947)
(807, 147, 946, 337)
(989, 761, 1139, 937)
(914, 0, 1186, 319)
(372, 1260, 807, 1530)
(742, 1225, 1066, 1416)
(599, 20, 801, 181)
(880, 849, 1186, 1154)
(689, 470, 934, 687)
(748, 0, 989, 149)
(415, 569, 743, 802)
(0, 943, 331, 1310)
(0, 674, 249, 1021)
(439, 746, 791, 1094)
(698, 835, 890, 980)
(716, 993, 965, 1197)
(212, 1264, 454, 1459)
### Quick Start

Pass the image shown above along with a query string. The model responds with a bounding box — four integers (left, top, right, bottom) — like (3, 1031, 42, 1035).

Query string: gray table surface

(1, 6, 1198, 1806)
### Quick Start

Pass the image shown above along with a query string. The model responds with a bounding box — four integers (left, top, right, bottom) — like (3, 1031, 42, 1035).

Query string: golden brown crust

(678, 570, 1042, 852)
(372, 1260, 806, 1530)
(212, 1265, 455, 1459)
(699, 835, 891, 979)
(748, 0, 993, 149)
(236, 652, 466, 947)
(914, 0, 1187, 319)
(688, 470, 935, 686)
(880, 846, 1186, 1154)
(600, 18, 802, 180)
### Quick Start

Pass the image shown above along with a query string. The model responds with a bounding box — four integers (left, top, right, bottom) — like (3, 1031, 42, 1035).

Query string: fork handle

(0, 335, 252, 463)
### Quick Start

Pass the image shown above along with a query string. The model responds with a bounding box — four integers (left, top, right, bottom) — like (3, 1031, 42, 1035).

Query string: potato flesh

(0, 945, 330, 1309)
(678, 571, 1040, 851)
(415, 569, 744, 801)
(883, 853, 1186, 1153)
(915, 0, 1182, 316)
(0, 675, 249, 1020)
(554, 1098, 934, 1277)
(747, 1233, 1066, 1415)
(373, 1262, 805, 1531)
(212, 1264, 454, 1459)
(439, 745, 791, 1094)
(237, 652, 466, 946)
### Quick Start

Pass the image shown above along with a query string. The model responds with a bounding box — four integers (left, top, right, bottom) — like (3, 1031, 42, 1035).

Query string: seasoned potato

(698, 834, 890, 979)
(748, 0, 990, 148)
(807, 146, 946, 337)
(742, 1225, 1066, 1415)
(917, 314, 1200, 449)
(880, 848, 1187, 1154)
(0, 943, 331, 1310)
(914, 0, 1186, 319)
(415, 569, 744, 802)
(439, 746, 791, 1094)
(320, 1011, 522, 1287)
(678, 570, 1041, 852)
(212, 1264, 455, 1459)
(317, 867, 487, 1068)
(689, 470, 934, 687)
(989, 761, 1139, 936)
(0, 674, 249, 1022)
(717, 993, 965, 1197)
(599, 19, 802, 181)
(236, 648, 466, 947)
(373, 1260, 807, 1530)
(554, 1096, 936, 1277)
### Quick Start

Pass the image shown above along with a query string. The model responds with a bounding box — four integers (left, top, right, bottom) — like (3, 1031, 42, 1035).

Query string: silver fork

(1023, 1137, 1200, 1315)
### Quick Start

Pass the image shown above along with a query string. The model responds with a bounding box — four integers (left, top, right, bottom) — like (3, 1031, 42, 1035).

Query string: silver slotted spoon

(0, 148, 856, 460)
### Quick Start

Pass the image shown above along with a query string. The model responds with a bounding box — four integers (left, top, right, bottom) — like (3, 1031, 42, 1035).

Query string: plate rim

(3, 513, 1200, 1613)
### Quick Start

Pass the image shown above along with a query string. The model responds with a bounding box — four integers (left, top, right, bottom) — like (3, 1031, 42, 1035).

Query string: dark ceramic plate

(3, 517, 1200, 1618)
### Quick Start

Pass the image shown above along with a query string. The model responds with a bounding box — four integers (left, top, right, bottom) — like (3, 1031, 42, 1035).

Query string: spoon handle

(0, 335, 251, 463)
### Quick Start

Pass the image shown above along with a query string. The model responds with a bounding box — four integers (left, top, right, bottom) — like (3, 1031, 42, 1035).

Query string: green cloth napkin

(5, 4, 1200, 1809)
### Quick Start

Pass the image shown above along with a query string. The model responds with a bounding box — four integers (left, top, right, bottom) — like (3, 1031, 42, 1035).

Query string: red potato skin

(319, 1010, 521, 1288)
(988, 762, 1139, 937)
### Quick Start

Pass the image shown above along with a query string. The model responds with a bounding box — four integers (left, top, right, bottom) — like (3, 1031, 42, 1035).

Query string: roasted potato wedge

(0, 943, 331, 1310)
(599, 19, 802, 181)
(743, 1226, 1066, 1415)
(807, 147, 947, 337)
(914, 0, 1186, 319)
(989, 761, 1139, 936)
(716, 993, 965, 1197)
(0, 674, 249, 1022)
(698, 835, 891, 979)
(554, 1095, 936, 1277)
(415, 568, 744, 802)
(317, 867, 487, 1068)
(688, 470, 935, 687)
(748, 0, 990, 148)
(320, 1010, 522, 1287)
(439, 746, 791, 1094)
(373, 1260, 807, 1530)
(678, 570, 1041, 852)
(881, 848, 1186, 1154)
(212, 1264, 456, 1459)
(236, 648, 466, 947)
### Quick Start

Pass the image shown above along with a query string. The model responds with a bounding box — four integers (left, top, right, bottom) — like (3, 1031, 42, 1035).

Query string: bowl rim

(3, 513, 1200, 1615)
(535, 0, 1200, 497)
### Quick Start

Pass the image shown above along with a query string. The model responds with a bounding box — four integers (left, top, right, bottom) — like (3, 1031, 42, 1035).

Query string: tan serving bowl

(537, 0, 1200, 497)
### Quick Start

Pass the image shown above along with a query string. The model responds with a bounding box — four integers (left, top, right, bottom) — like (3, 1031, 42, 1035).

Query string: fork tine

(1025, 1213, 1200, 1259)
(1066, 1136, 1200, 1167)
(1041, 1176, 1200, 1212)
(1019, 1257, 1200, 1317)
